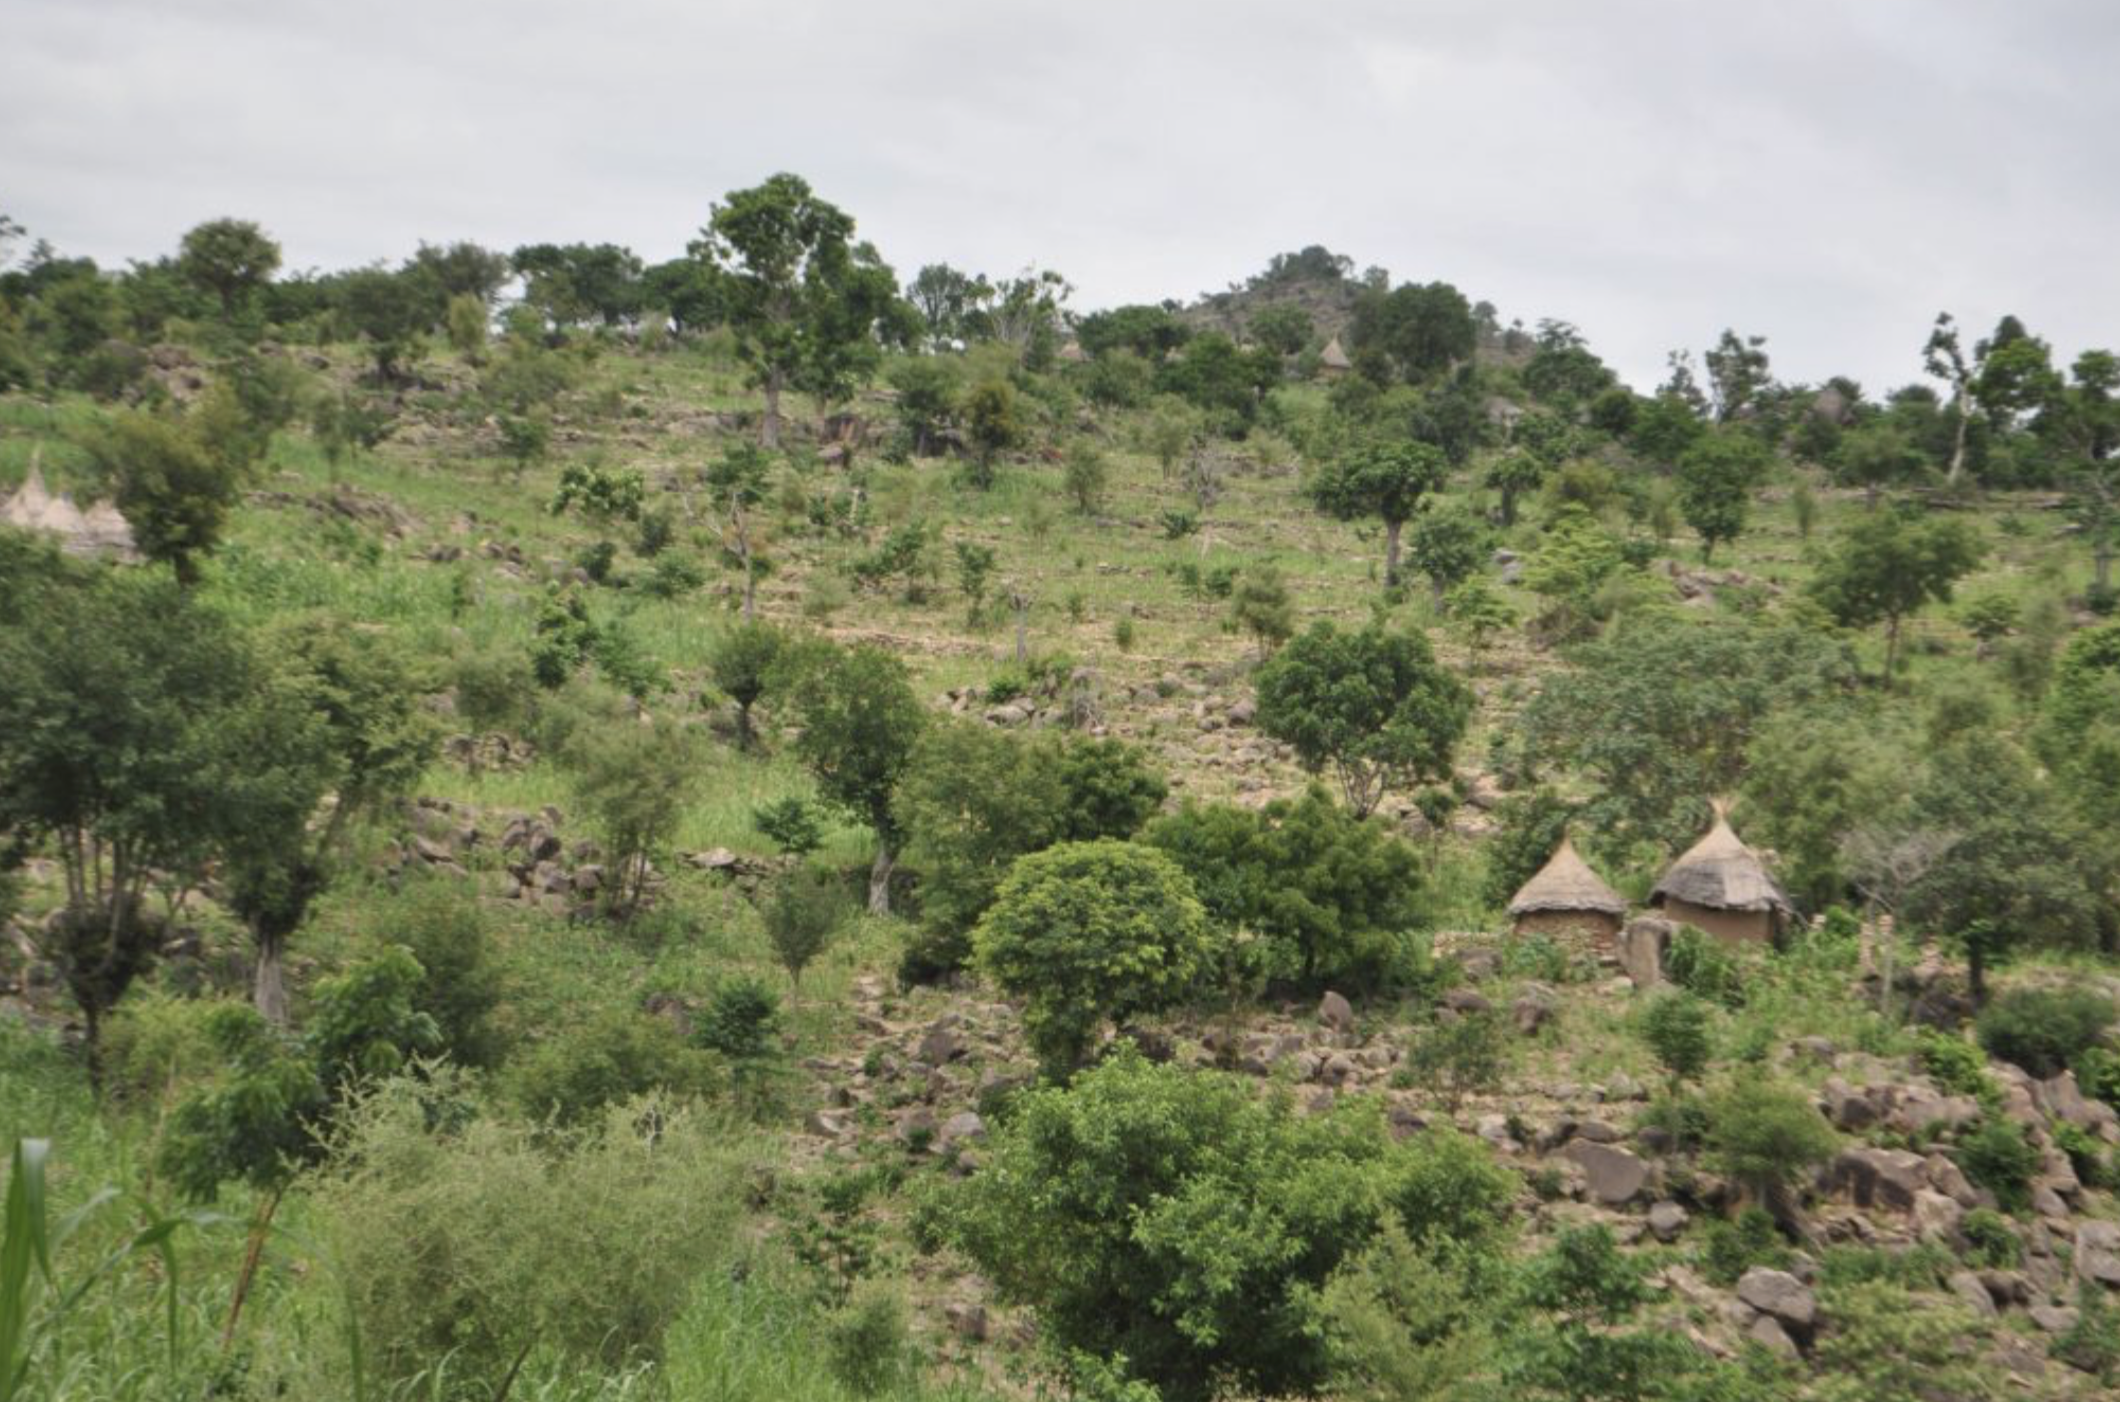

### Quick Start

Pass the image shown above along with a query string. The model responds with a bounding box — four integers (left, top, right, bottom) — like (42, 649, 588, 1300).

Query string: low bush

(505, 1005, 720, 1126)
(1663, 927, 1747, 1009)
(1915, 1029, 1998, 1102)
(1955, 1116, 2041, 1213)
(1976, 985, 2115, 1078)
(1699, 1206, 1792, 1286)
(312, 1081, 751, 1393)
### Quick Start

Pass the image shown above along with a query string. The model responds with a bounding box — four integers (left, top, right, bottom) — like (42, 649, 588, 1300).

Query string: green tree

(1254, 621, 1473, 817)
(973, 841, 1215, 1076)
(951, 1051, 1515, 1400)
(707, 620, 786, 750)
(691, 173, 900, 446)
(1703, 1074, 1837, 1217)
(176, 218, 280, 319)
(228, 620, 436, 1022)
(1639, 993, 1713, 1087)
(763, 864, 849, 1000)
(962, 378, 1018, 488)
(1832, 421, 1929, 505)
(565, 715, 696, 917)
(1349, 280, 1476, 384)
(1483, 450, 1546, 527)
(334, 266, 434, 381)
(789, 644, 927, 914)
(1146, 787, 1424, 992)
(1306, 440, 1449, 587)
(80, 395, 256, 586)
(1408, 503, 1491, 605)
(0, 572, 316, 1074)
(1229, 561, 1295, 657)
(1444, 576, 1517, 672)
(1248, 304, 1313, 357)
(1063, 442, 1109, 516)
(886, 355, 959, 457)
(953, 539, 996, 625)
(1503, 1225, 1709, 1402)
(1675, 431, 1765, 561)
(1516, 618, 1856, 855)
(444, 292, 489, 363)
(1809, 508, 1984, 677)
(898, 725, 1166, 981)
(703, 442, 771, 619)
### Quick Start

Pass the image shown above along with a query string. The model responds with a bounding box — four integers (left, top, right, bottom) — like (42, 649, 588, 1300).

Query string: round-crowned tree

(973, 840, 1216, 1076)
(1253, 621, 1473, 817)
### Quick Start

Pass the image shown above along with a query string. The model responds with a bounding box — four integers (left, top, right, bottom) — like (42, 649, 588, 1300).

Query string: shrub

(950, 1051, 1514, 1402)
(452, 644, 535, 734)
(1959, 1207, 2022, 1268)
(564, 714, 695, 915)
(1146, 787, 1425, 995)
(753, 794, 824, 857)
(1954, 1116, 2041, 1213)
(1701, 1074, 1837, 1205)
(826, 1287, 914, 1397)
(313, 1081, 750, 1393)
(1811, 1281, 1992, 1402)
(762, 866, 848, 997)
(380, 882, 505, 1068)
(1663, 927, 1748, 1009)
(974, 840, 1217, 1075)
(1975, 985, 2115, 1078)
(1402, 1011, 1509, 1111)
(1699, 1206, 1792, 1286)
(1914, 1029, 1997, 1102)
(1640, 993, 1714, 1086)
(505, 1006, 719, 1126)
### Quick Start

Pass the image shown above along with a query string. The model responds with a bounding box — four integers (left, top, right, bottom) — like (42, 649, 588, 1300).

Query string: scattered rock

(1827, 1147, 1927, 1212)
(1746, 1314, 1800, 1360)
(940, 1111, 986, 1147)
(1563, 1141, 1648, 1205)
(1736, 1267, 1816, 1332)
(1648, 1201, 1690, 1243)
(2074, 1221, 2120, 1286)
(1947, 1270, 1998, 1320)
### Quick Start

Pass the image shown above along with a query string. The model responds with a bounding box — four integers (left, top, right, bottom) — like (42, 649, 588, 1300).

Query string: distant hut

(1057, 340, 1088, 365)
(1318, 335, 1353, 377)
(1649, 803, 1792, 945)
(1508, 835, 1628, 946)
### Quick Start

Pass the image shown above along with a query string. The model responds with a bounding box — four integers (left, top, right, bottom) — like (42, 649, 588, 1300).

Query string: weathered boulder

(940, 1111, 986, 1147)
(1513, 985, 1558, 1036)
(1648, 1201, 1690, 1243)
(1746, 1314, 1800, 1360)
(1563, 1140, 1648, 1205)
(1617, 916, 1672, 988)
(1947, 1270, 1998, 1320)
(1912, 1189, 1965, 1243)
(1736, 1267, 1817, 1331)
(1442, 988, 1492, 1016)
(1826, 1147, 1927, 1212)
(1318, 990, 1355, 1035)
(2075, 1221, 2120, 1286)
(1819, 1077, 1880, 1132)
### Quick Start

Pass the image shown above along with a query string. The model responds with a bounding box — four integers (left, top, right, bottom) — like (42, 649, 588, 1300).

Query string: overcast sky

(5, 0, 2115, 392)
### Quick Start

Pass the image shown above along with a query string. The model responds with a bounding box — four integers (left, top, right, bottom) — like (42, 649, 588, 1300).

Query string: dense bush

(378, 881, 506, 1068)
(1639, 992, 1714, 1086)
(1702, 1074, 1837, 1206)
(1955, 1116, 2041, 1212)
(504, 1005, 720, 1126)
(898, 724, 1165, 981)
(1914, 1028, 1997, 1101)
(1145, 786, 1425, 993)
(313, 1081, 751, 1392)
(1975, 985, 2115, 1077)
(951, 1051, 1515, 1401)
(973, 840, 1216, 1075)
(1663, 927, 1748, 1009)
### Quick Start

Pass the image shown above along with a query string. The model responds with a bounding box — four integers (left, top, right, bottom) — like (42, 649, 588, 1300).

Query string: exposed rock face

(1826, 1147, 1927, 1212)
(1563, 1140, 1648, 1205)
(2075, 1221, 2120, 1286)
(1617, 916, 1672, 988)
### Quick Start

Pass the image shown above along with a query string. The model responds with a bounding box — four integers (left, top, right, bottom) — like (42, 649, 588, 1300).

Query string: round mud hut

(1508, 835, 1628, 946)
(1649, 805, 1792, 945)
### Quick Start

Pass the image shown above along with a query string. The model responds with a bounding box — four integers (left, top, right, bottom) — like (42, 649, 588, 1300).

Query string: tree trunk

(1013, 597, 1030, 664)
(2097, 542, 2114, 592)
(762, 367, 784, 448)
(867, 842, 895, 916)
(1946, 390, 1970, 488)
(1884, 614, 1902, 681)
(737, 513, 758, 621)
(1384, 518, 1403, 586)
(253, 933, 290, 1027)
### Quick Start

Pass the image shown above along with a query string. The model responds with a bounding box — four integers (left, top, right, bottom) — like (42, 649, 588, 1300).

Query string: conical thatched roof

(1650, 805, 1791, 914)
(1509, 835, 1627, 917)
(1319, 335, 1352, 371)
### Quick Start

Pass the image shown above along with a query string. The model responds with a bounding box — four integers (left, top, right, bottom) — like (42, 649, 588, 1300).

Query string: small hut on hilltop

(1508, 835, 1628, 946)
(1318, 335, 1352, 377)
(1650, 804, 1791, 944)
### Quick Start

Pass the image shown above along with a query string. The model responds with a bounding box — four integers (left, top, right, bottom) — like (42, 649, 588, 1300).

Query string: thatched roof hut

(1057, 341, 1088, 364)
(1319, 336, 1352, 375)
(1649, 804, 1791, 944)
(1509, 835, 1627, 944)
